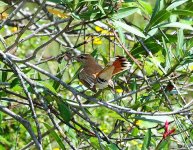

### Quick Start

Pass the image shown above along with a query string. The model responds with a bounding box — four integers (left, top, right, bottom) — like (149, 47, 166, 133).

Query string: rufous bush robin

(76, 54, 131, 92)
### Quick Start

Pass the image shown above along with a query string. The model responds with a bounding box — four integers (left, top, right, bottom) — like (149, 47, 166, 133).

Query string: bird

(76, 54, 131, 92)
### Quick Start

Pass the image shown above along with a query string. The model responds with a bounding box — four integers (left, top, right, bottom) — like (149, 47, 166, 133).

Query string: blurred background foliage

(0, 0, 193, 149)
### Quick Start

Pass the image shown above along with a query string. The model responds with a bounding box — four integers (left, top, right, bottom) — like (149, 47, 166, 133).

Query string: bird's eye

(80, 55, 85, 59)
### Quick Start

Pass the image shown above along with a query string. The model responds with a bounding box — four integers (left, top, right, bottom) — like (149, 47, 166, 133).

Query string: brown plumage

(76, 54, 131, 92)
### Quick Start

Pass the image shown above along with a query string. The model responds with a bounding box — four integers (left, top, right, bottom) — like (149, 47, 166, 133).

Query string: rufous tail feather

(112, 56, 131, 75)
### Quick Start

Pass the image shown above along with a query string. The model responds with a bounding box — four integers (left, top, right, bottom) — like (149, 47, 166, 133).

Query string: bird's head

(76, 54, 95, 65)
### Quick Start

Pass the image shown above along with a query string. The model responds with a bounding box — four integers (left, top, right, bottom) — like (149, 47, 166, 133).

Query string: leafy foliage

(0, 0, 192, 149)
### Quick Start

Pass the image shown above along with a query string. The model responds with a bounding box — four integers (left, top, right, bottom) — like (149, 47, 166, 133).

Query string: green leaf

(144, 59, 164, 76)
(116, 24, 125, 46)
(113, 20, 146, 38)
(146, 9, 170, 31)
(135, 115, 173, 124)
(0, 112, 2, 124)
(143, 50, 165, 76)
(0, 135, 12, 146)
(156, 139, 168, 150)
(2, 70, 7, 82)
(138, 0, 152, 14)
(107, 143, 119, 150)
(0, 1, 8, 6)
(68, 66, 82, 84)
(141, 129, 151, 150)
(10, 78, 19, 88)
(151, 0, 161, 19)
(112, 7, 138, 19)
(90, 137, 100, 149)
(131, 40, 163, 58)
(0, 144, 6, 150)
(171, 10, 193, 16)
(108, 112, 127, 122)
(177, 29, 184, 57)
(101, 54, 108, 65)
(79, 9, 101, 20)
(53, 67, 63, 90)
(166, 0, 188, 10)
(44, 123, 66, 150)
(97, 4, 105, 15)
(39, 81, 57, 94)
(131, 127, 139, 136)
(159, 22, 193, 31)
(57, 100, 71, 123)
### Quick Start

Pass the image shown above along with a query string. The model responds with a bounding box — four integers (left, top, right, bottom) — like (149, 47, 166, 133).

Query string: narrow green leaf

(97, 4, 105, 15)
(162, 36, 171, 71)
(146, 9, 170, 31)
(46, 0, 59, 3)
(156, 140, 168, 150)
(101, 54, 108, 65)
(53, 67, 63, 90)
(80, 0, 98, 1)
(68, 66, 82, 84)
(0, 1, 8, 6)
(172, 10, 193, 16)
(131, 127, 139, 136)
(113, 20, 146, 38)
(131, 40, 163, 58)
(117, 25, 125, 46)
(177, 29, 184, 57)
(0, 112, 2, 124)
(159, 22, 193, 31)
(108, 143, 119, 150)
(57, 100, 71, 123)
(10, 78, 19, 88)
(166, 0, 188, 10)
(151, 0, 160, 19)
(2, 70, 7, 82)
(138, 0, 152, 14)
(44, 123, 66, 150)
(141, 129, 151, 150)
(112, 7, 138, 19)
(39, 81, 57, 94)
(108, 112, 127, 121)
(90, 137, 100, 149)
(0, 135, 12, 146)
(134, 115, 173, 123)
(91, 49, 98, 57)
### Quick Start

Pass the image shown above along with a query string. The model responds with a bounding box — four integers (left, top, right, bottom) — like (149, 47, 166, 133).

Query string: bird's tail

(96, 56, 131, 84)
(112, 56, 131, 75)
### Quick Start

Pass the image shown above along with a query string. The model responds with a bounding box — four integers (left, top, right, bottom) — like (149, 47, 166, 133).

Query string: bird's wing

(78, 69, 97, 92)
